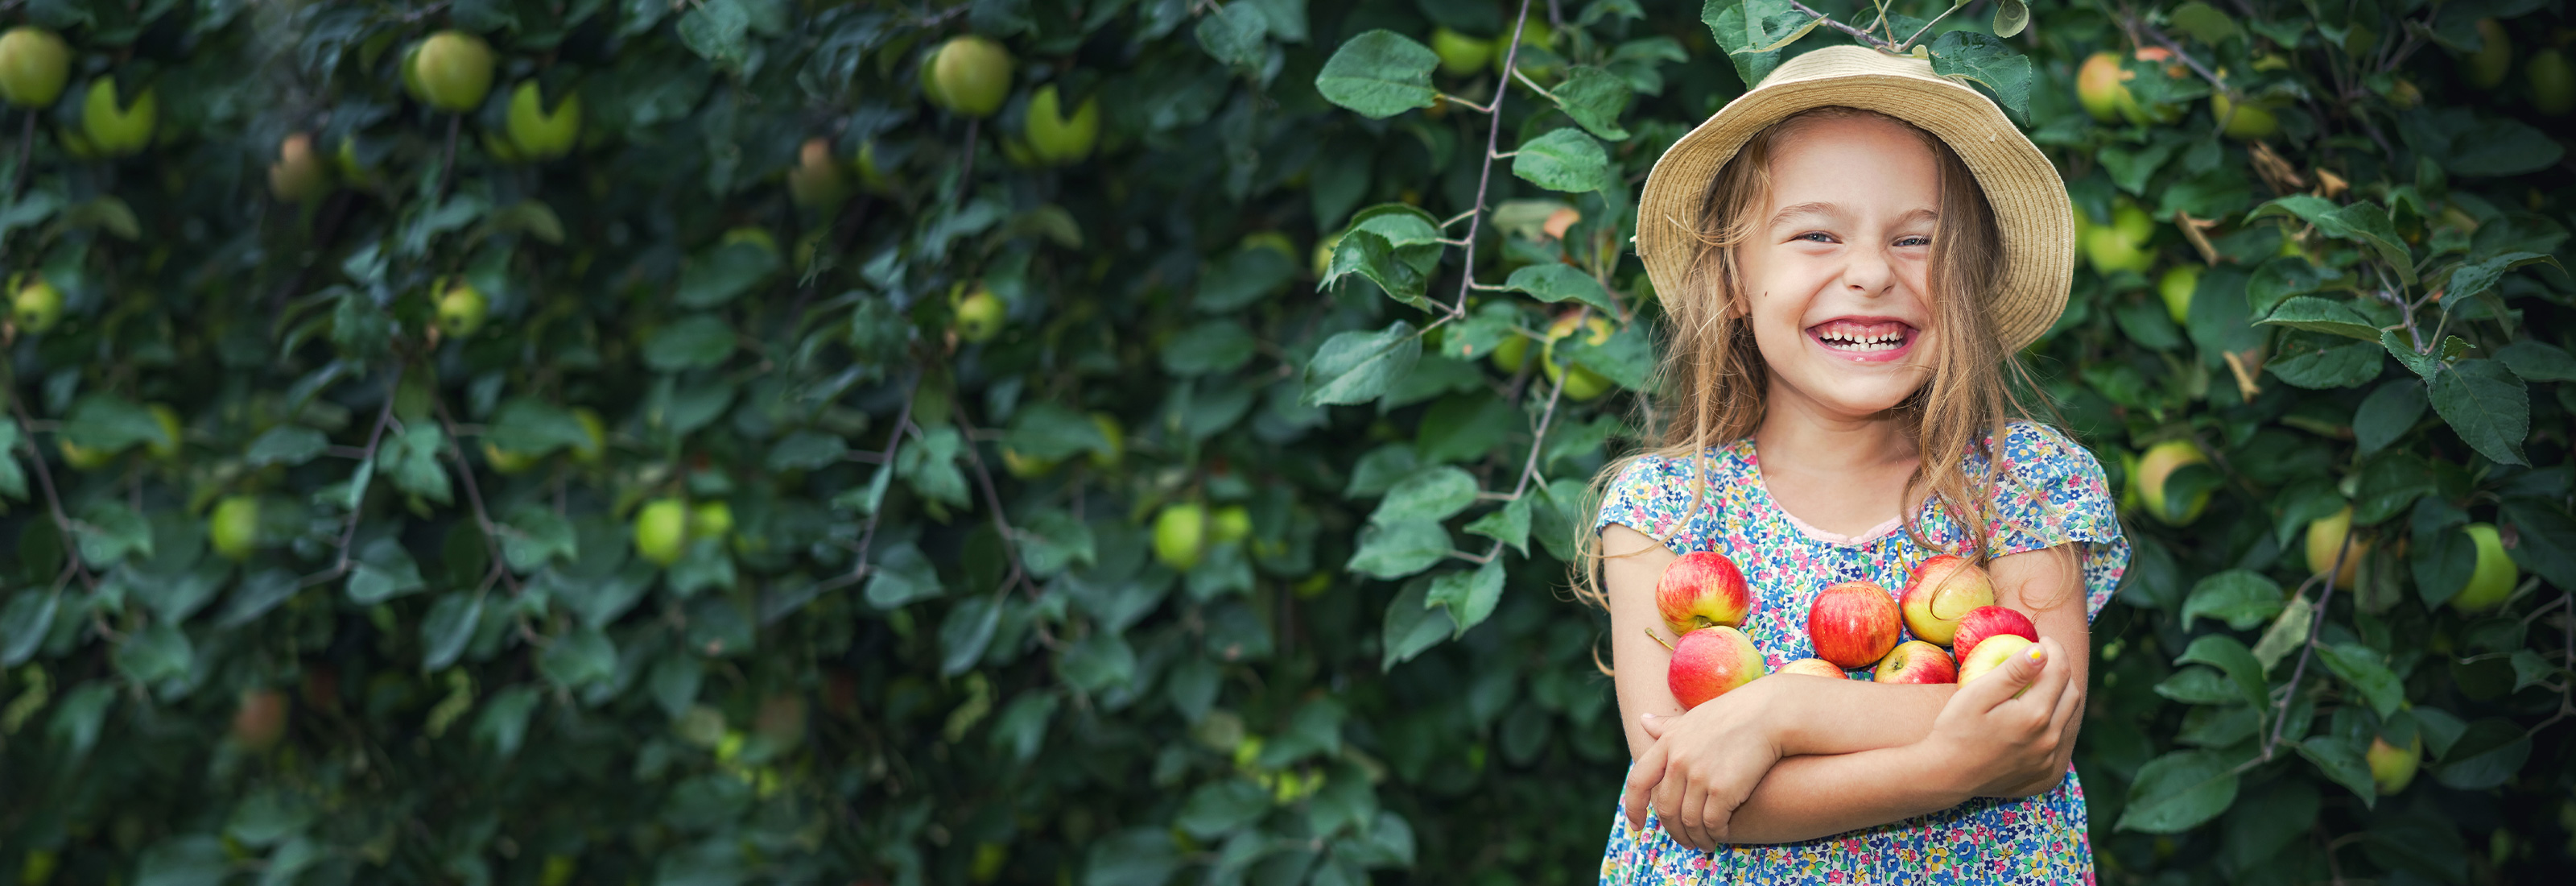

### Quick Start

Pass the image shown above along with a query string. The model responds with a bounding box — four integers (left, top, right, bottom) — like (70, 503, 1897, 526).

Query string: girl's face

(1735, 115, 1943, 420)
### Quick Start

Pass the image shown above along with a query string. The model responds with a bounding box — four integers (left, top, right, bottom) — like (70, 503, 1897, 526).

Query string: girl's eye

(1796, 232, 1835, 242)
(1897, 236, 1932, 247)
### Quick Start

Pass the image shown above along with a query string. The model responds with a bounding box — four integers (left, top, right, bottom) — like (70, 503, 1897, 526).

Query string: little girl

(1582, 47, 2129, 883)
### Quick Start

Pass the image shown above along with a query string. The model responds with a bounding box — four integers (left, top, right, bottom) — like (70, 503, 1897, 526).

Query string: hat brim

(1636, 45, 2073, 351)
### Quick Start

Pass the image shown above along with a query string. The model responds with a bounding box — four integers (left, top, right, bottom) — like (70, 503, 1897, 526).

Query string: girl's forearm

(1754, 677, 1955, 757)
(1716, 743, 1974, 845)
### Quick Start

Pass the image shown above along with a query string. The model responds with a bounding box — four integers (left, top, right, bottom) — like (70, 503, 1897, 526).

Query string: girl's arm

(1605, 524, 2093, 848)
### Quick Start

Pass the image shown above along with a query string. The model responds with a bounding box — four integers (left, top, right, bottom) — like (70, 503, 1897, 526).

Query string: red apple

(1951, 605, 2039, 663)
(1957, 633, 2037, 686)
(1898, 555, 1995, 646)
(1872, 640, 1956, 684)
(1777, 658, 1847, 680)
(1668, 625, 1765, 710)
(1806, 581, 1901, 669)
(1657, 549, 1752, 635)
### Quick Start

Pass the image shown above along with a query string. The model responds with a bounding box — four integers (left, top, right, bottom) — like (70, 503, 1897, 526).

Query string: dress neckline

(1734, 437, 1909, 548)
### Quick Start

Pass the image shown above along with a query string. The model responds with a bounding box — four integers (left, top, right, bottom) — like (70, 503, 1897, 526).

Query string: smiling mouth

(1807, 318, 1917, 356)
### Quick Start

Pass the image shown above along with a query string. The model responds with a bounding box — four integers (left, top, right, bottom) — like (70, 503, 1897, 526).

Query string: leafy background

(0, 0, 2571, 884)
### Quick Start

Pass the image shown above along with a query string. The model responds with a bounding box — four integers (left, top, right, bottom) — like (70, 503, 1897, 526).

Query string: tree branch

(1448, 0, 1535, 318)
(431, 395, 522, 595)
(301, 362, 407, 589)
(2264, 529, 2355, 758)
(6, 387, 95, 591)
(1786, 1, 1895, 49)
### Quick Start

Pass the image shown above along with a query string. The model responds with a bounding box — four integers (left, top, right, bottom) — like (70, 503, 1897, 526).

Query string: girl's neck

(1751, 382, 1918, 472)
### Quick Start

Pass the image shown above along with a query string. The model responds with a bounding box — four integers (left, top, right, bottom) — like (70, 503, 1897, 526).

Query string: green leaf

(643, 314, 737, 371)
(1, 591, 60, 666)
(2496, 339, 2576, 383)
(766, 430, 848, 471)
(675, 240, 780, 308)
(347, 536, 427, 605)
(1464, 495, 1532, 557)
(2314, 642, 2405, 718)
(2354, 379, 2427, 454)
(2154, 666, 2243, 705)
(2427, 359, 2529, 466)
(1323, 229, 1434, 308)
(61, 392, 165, 453)
(473, 685, 543, 757)
(1303, 322, 1422, 407)
(1005, 404, 1112, 462)
(939, 594, 1003, 677)
(539, 626, 617, 689)
(1177, 778, 1271, 838)
(2431, 718, 2530, 790)
(1197, 245, 1300, 313)
(1703, 0, 1823, 85)
(1381, 576, 1455, 670)
(2248, 591, 2313, 673)
(1372, 466, 1479, 525)
(2180, 569, 2284, 630)
(2259, 296, 2384, 341)
(499, 506, 578, 572)
(2267, 336, 2384, 389)
(2250, 199, 2414, 282)
(2298, 736, 2378, 806)
(2438, 250, 2555, 304)
(1562, 321, 1654, 392)
(2176, 635, 2270, 710)
(1501, 262, 1615, 314)
(421, 593, 482, 671)
(1928, 31, 2033, 123)
(865, 542, 943, 609)
(1314, 31, 1439, 118)
(2247, 256, 2340, 315)
(1085, 828, 1183, 886)
(245, 425, 328, 467)
(1057, 631, 1137, 693)
(113, 621, 193, 685)
(2116, 748, 2244, 833)
(1992, 0, 2030, 38)
(1194, 1, 1269, 71)
(226, 790, 315, 848)
(1162, 319, 1258, 376)
(73, 501, 154, 568)
(1345, 520, 1451, 580)
(1424, 560, 1505, 638)
(134, 836, 228, 886)
(675, 0, 752, 67)
(2413, 523, 2479, 610)
(1510, 128, 1611, 193)
(1549, 67, 1633, 141)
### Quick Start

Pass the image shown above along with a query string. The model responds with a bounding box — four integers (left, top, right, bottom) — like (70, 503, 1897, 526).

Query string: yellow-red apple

(2368, 734, 2421, 795)
(1958, 633, 2037, 685)
(1777, 658, 1846, 679)
(1807, 581, 1901, 669)
(1951, 605, 2038, 664)
(1657, 549, 1751, 636)
(1872, 640, 1956, 685)
(1668, 625, 1765, 710)
(1899, 554, 1994, 646)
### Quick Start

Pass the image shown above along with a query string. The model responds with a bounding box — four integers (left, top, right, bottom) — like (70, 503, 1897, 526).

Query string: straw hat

(1635, 44, 2074, 350)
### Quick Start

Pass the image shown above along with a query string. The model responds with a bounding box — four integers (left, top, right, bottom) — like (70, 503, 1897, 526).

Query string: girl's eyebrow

(1766, 204, 1941, 229)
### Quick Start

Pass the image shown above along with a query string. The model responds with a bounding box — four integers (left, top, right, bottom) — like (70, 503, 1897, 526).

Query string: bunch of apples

(1654, 552, 2045, 710)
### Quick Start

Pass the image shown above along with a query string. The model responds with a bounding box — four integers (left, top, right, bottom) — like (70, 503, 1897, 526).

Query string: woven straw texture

(1637, 44, 2074, 350)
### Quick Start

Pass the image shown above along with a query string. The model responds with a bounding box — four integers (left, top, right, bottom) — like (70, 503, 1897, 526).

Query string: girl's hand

(1921, 636, 2083, 798)
(1617, 677, 1790, 851)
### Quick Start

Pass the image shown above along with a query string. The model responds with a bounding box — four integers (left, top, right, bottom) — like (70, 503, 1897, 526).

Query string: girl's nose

(1842, 247, 1893, 295)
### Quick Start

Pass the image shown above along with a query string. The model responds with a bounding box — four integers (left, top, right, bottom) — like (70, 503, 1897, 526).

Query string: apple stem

(1643, 628, 1674, 652)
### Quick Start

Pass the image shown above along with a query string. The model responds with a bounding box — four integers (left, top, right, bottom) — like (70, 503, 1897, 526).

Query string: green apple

(2449, 523, 2519, 612)
(1489, 333, 1530, 375)
(2083, 202, 2157, 275)
(787, 137, 847, 210)
(1430, 27, 1492, 77)
(146, 404, 183, 460)
(2304, 505, 2365, 590)
(1540, 313, 1614, 401)
(270, 132, 331, 203)
(2368, 734, 2421, 796)
(854, 139, 892, 195)
(1153, 503, 1208, 572)
(436, 282, 488, 339)
(413, 30, 495, 112)
(2209, 90, 2281, 140)
(925, 35, 1011, 118)
(2463, 19, 2512, 89)
(210, 495, 261, 561)
(1212, 505, 1253, 545)
(2157, 265, 2198, 325)
(954, 286, 1004, 343)
(58, 434, 118, 470)
(0, 27, 69, 107)
(10, 275, 62, 333)
(634, 497, 690, 566)
(690, 501, 734, 541)
(1088, 412, 1125, 470)
(569, 408, 607, 464)
(1312, 231, 1342, 279)
(230, 689, 288, 751)
(506, 81, 581, 159)
(399, 40, 431, 104)
(1025, 84, 1100, 164)
(481, 441, 539, 474)
(2133, 440, 2211, 525)
(81, 76, 157, 156)
(334, 136, 381, 190)
(2529, 49, 2574, 116)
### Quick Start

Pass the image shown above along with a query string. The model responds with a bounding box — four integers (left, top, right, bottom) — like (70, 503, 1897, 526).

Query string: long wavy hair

(1571, 106, 2052, 615)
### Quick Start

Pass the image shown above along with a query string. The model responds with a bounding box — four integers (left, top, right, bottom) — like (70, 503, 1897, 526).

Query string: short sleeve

(1594, 455, 1697, 541)
(1984, 422, 2130, 620)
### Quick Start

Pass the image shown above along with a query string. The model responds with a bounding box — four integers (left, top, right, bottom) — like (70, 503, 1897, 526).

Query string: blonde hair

(1571, 106, 2052, 613)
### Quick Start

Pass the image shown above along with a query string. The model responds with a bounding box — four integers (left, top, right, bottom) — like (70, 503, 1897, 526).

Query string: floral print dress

(1593, 421, 2128, 885)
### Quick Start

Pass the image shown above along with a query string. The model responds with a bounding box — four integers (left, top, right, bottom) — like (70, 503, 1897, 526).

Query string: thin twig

(2264, 529, 2355, 758)
(849, 375, 922, 582)
(1448, 0, 1536, 318)
(953, 117, 979, 208)
(1785, 0, 1894, 49)
(6, 387, 96, 591)
(431, 395, 522, 595)
(953, 403, 1037, 599)
(301, 363, 407, 588)
(2128, 14, 2226, 90)
(436, 114, 460, 198)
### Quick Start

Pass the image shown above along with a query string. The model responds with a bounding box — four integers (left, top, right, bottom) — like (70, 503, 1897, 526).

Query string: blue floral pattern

(1591, 421, 2127, 884)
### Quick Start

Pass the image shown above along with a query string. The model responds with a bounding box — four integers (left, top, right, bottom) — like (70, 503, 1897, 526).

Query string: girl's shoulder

(1593, 441, 1757, 534)
(1982, 420, 2107, 480)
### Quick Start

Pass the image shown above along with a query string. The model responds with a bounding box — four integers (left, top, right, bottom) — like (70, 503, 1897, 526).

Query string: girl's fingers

(1700, 785, 1732, 847)
(2014, 638, 2073, 719)
(1641, 711, 1666, 740)
(1955, 639, 2046, 714)
(1651, 763, 1690, 845)
(2045, 660, 2085, 735)
(1678, 778, 1709, 849)
(1622, 743, 1666, 833)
